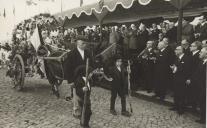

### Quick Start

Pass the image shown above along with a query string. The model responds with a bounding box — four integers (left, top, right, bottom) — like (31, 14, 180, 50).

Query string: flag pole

(61, 0, 63, 13)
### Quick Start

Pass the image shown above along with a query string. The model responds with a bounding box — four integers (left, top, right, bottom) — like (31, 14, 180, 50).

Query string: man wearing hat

(107, 54, 131, 117)
(197, 14, 207, 41)
(66, 35, 93, 118)
(74, 65, 94, 128)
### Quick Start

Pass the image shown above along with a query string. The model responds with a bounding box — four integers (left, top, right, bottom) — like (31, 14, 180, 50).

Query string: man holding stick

(107, 54, 131, 117)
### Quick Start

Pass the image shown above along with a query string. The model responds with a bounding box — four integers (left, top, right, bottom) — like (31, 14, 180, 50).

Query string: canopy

(54, 0, 207, 28)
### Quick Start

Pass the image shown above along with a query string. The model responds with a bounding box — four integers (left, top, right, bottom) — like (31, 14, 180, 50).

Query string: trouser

(174, 92, 185, 113)
(73, 88, 81, 117)
(71, 87, 73, 97)
(173, 85, 186, 113)
(155, 81, 167, 99)
(199, 95, 206, 121)
(110, 88, 126, 112)
(144, 70, 153, 91)
(79, 99, 92, 126)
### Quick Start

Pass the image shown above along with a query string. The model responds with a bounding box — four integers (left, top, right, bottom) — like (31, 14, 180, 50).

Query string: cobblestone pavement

(0, 69, 205, 128)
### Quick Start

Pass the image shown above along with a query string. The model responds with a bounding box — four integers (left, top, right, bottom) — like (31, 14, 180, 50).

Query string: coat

(189, 51, 200, 77)
(66, 48, 92, 83)
(196, 23, 207, 41)
(108, 66, 128, 93)
(154, 46, 174, 89)
(173, 54, 191, 94)
(137, 29, 149, 53)
(75, 76, 92, 102)
(191, 61, 206, 100)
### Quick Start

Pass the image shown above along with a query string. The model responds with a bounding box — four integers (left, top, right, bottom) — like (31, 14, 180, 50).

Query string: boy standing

(108, 55, 131, 117)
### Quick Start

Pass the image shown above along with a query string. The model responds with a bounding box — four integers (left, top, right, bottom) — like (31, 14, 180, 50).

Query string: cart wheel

(12, 55, 25, 91)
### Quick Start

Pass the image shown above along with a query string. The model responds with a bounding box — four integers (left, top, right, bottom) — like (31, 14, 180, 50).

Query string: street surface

(0, 69, 205, 128)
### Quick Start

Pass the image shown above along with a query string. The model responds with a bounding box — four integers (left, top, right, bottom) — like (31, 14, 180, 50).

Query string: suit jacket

(191, 61, 206, 98)
(189, 51, 200, 78)
(66, 48, 92, 83)
(108, 66, 128, 92)
(75, 76, 92, 102)
(154, 46, 174, 84)
(166, 26, 177, 43)
(174, 54, 192, 86)
(196, 23, 207, 41)
(183, 47, 192, 57)
(140, 48, 156, 73)
(137, 30, 149, 53)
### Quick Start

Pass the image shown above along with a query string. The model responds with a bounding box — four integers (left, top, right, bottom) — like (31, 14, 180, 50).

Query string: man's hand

(83, 87, 88, 92)
(106, 77, 113, 82)
(186, 80, 191, 85)
(170, 65, 177, 73)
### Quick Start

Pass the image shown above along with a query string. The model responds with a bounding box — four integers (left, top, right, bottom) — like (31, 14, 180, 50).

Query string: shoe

(169, 107, 177, 111)
(121, 111, 131, 117)
(195, 119, 206, 124)
(80, 123, 90, 128)
(110, 109, 117, 115)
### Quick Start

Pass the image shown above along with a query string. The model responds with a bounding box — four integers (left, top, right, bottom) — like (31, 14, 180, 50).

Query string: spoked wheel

(12, 55, 25, 91)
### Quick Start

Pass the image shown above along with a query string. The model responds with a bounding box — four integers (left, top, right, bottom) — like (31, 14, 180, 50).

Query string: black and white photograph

(0, 0, 206, 128)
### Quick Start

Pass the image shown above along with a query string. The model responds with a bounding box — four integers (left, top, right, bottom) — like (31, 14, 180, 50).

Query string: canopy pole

(177, 8, 183, 44)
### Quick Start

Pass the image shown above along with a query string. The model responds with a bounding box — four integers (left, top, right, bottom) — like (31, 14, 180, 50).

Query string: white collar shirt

(179, 54, 184, 60)
(77, 47, 84, 60)
(192, 50, 199, 56)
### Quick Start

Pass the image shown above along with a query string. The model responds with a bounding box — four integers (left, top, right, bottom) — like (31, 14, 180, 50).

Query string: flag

(80, 0, 83, 7)
(30, 26, 41, 51)
(96, 43, 116, 62)
(3, 8, 6, 18)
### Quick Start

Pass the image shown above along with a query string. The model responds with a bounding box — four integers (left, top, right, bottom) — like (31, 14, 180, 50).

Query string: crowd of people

(63, 13, 207, 125)
(6, 11, 207, 126)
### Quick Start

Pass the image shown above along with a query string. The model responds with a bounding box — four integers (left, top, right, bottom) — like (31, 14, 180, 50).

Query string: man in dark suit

(154, 40, 174, 100)
(137, 24, 149, 54)
(107, 55, 131, 117)
(65, 35, 93, 118)
(73, 65, 93, 128)
(186, 41, 201, 109)
(181, 39, 192, 57)
(195, 14, 207, 41)
(170, 46, 191, 115)
(187, 47, 207, 124)
(140, 40, 156, 93)
(182, 19, 195, 43)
